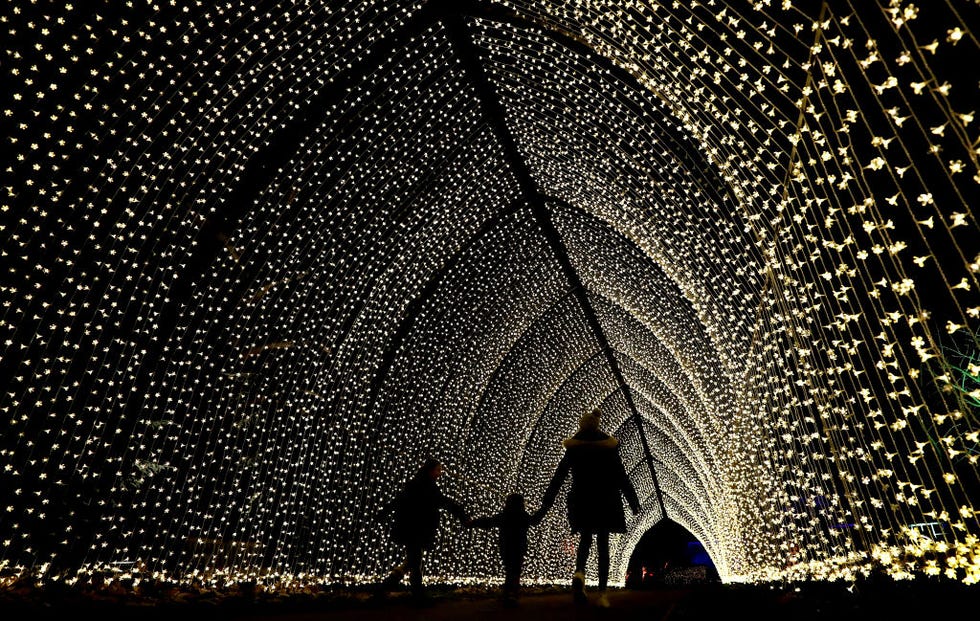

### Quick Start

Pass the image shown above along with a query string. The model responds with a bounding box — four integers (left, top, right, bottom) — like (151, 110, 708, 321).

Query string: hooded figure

(535, 409, 640, 607)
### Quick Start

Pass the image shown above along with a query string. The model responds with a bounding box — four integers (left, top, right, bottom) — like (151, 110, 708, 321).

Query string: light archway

(2, 0, 978, 590)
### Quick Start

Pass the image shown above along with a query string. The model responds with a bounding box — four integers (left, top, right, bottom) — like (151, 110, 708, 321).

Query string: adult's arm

(534, 453, 570, 521)
(439, 489, 470, 522)
(616, 449, 641, 514)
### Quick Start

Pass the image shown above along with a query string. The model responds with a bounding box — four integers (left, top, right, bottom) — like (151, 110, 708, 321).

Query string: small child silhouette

(468, 492, 540, 606)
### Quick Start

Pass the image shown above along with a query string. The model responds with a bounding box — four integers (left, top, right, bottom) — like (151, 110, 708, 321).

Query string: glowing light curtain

(1, 0, 978, 590)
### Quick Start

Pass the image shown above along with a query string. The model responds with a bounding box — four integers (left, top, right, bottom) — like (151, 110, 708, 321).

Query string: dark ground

(2, 577, 978, 621)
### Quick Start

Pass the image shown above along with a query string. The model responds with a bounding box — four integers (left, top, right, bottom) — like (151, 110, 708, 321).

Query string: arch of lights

(2, 0, 979, 592)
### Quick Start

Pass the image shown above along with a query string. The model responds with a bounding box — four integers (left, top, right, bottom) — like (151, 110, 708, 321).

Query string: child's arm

(468, 513, 502, 529)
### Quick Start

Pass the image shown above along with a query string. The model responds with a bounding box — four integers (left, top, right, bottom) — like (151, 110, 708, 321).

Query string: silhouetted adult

(534, 408, 640, 607)
(380, 457, 469, 605)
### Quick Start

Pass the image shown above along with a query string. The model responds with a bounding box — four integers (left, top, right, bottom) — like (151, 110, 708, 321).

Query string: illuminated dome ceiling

(2, 0, 979, 588)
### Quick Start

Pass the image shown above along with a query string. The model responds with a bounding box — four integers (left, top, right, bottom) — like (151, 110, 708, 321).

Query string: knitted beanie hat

(578, 409, 601, 432)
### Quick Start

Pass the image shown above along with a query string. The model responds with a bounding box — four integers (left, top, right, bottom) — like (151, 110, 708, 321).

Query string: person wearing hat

(533, 408, 640, 608)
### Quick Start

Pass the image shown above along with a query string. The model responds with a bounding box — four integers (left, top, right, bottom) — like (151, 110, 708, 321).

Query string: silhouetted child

(468, 492, 540, 606)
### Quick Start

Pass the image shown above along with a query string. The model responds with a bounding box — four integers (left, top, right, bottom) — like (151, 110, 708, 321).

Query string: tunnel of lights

(2, 0, 979, 591)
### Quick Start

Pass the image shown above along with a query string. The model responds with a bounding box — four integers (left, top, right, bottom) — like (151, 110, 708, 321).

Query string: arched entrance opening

(625, 519, 719, 588)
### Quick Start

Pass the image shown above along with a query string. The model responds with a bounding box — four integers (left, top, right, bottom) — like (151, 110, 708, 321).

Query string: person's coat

(390, 468, 467, 549)
(539, 428, 640, 533)
(470, 505, 535, 566)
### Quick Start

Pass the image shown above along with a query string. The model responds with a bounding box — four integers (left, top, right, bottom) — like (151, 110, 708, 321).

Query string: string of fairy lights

(1, 0, 978, 594)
